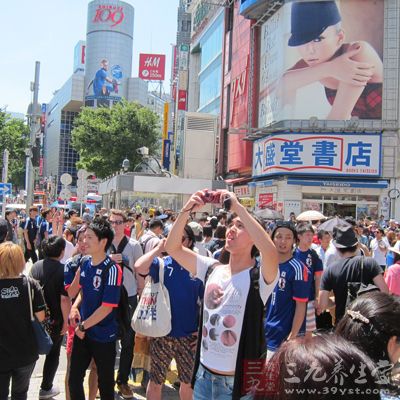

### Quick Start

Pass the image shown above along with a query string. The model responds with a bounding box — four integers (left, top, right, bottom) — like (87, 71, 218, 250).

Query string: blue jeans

(193, 364, 253, 400)
(0, 362, 36, 400)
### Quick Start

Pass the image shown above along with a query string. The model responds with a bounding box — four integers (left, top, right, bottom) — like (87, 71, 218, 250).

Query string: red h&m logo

(93, 5, 124, 27)
(139, 54, 166, 81)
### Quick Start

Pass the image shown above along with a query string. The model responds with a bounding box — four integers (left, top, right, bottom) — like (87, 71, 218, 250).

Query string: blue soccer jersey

(79, 256, 122, 343)
(64, 254, 86, 290)
(149, 256, 203, 338)
(294, 248, 323, 301)
(265, 257, 311, 351)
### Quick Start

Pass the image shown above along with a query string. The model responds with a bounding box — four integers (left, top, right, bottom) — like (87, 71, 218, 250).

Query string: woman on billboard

(281, 1, 383, 120)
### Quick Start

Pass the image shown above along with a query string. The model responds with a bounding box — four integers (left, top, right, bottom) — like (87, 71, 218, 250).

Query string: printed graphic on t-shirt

(1, 286, 20, 299)
(201, 266, 248, 368)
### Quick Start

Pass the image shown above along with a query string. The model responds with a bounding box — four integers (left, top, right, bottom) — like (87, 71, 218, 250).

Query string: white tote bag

(131, 258, 171, 337)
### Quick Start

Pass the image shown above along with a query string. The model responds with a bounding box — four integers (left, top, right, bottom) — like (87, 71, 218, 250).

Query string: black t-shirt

(30, 258, 68, 333)
(24, 217, 38, 243)
(0, 276, 45, 371)
(320, 255, 383, 322)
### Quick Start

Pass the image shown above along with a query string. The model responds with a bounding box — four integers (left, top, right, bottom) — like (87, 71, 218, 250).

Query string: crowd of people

(0, 191, 399, 400)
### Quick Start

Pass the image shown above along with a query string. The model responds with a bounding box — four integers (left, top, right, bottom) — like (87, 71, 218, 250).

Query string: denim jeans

(0, 362, 36, 400)
(193, 364, 253, 400)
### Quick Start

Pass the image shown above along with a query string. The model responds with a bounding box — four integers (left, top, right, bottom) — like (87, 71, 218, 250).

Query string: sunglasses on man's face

(110, 220, 124, 226)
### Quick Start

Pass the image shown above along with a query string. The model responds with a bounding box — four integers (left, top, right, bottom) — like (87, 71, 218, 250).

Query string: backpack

(139, 235, 155, 254)
(101, 259, 131, 339)
(346, 256, 379, 309)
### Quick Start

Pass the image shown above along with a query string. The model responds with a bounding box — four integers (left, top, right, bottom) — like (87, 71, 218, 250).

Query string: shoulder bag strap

(158, 258, 165, 285)
(117, 236, 129, 254)
(26, 276, 34, 321)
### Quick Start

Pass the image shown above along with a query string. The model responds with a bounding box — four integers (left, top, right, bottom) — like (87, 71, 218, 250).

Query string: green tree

(0, 112, 29, 190)
(71, 100, 160, 178)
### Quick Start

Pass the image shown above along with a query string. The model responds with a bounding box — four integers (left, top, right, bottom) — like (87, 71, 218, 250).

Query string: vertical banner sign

(177, 90, 187, 111)
(161, 103, 169, 162)
(163, 139, 171, 170)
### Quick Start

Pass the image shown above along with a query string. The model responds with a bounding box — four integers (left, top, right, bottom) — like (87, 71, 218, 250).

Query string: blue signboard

(253, 133, 382, 178)
(0, 183, 12, 195)
(162, 139, 171, 171)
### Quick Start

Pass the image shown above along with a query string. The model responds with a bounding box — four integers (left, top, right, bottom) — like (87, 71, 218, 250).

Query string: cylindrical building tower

(84, 0, 134, 107)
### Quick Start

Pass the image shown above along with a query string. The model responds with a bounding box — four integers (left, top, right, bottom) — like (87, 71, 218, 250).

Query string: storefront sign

(234, 185, 250, 197)
(258, 193, 274, 208)
(253, 133, 382, 178)
(138, 54, 166, 81)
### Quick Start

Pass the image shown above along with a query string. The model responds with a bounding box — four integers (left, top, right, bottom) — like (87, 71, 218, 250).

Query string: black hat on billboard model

(332, 225, 358, 249)
(288, 1, 342, 47)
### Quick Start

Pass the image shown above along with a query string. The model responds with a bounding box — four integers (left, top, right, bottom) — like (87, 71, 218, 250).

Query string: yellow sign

(163, 103, 169, 140)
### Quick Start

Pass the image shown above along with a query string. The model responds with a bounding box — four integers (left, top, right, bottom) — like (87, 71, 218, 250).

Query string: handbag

(131, 258, 171, 337)
(26, 277, 53, 355)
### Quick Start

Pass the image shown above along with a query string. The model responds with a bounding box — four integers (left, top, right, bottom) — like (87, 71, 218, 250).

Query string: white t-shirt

(370, 237, 389, 266)
(196, 255, 278, 373)
(60, 239, 75, 265)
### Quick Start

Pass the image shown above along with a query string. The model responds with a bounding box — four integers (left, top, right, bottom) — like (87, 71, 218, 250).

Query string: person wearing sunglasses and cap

(165, 190, 279, 399)
(281, 1, 383, 120)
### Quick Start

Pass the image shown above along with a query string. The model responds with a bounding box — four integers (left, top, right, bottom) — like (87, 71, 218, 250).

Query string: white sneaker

(39, 387, 60, 399)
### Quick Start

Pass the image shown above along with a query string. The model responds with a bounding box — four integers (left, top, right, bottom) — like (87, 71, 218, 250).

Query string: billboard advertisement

(139, 54, 166, 81)
(259, 0, 384, 127)
(84, 1, 134, 107)
(252, 132, 382, 178)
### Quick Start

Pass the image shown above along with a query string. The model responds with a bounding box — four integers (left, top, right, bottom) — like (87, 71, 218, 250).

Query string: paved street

(29, 344, 180, 400)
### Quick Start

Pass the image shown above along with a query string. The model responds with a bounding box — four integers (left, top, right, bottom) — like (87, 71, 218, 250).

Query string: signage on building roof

(93, 5, 125, 27)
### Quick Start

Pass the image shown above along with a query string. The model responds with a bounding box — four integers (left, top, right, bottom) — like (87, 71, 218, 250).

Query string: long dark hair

(336, 292, 400, 364)
(267, 334, 379, 399)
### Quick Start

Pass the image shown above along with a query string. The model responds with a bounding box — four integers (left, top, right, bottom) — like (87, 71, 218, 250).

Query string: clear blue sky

(0, 0, 179, 114)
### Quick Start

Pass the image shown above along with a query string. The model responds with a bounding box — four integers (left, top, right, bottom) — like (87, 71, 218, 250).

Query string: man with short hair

(319, 225, 389, 323)
(108, 209, 143, 398)
(370, 228, 390, 271)
(165, 190, 279, 398)
(315, 229, 331, 266)
(135, 226, 203, 400)
(266, 221, 311, 358)
(5, 209, 18, 243)
(68, 218, 122, 400)
(23, 206, 39, 263)
(31, 236, 70, 399)
(139, 219, 164, 253)
(294, 223, 323, 337)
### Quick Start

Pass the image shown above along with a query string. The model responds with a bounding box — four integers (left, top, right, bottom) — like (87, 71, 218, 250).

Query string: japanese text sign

(253, 133, 381, 178)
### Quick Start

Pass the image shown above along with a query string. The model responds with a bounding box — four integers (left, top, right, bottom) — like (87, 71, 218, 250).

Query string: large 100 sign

(252, 133, 382, 178)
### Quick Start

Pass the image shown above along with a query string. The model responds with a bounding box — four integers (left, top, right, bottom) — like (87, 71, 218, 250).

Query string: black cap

(288, 1, 341, 47)
(332, 225, 358, 249)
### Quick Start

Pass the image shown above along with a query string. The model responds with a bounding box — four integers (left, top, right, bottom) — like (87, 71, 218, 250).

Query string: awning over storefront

(287, 178, 389, 189)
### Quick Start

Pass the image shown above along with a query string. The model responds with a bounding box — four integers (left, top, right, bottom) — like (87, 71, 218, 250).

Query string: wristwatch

(78, 322, 86, 332)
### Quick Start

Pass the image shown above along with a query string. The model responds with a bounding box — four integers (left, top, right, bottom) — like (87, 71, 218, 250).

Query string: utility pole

(26, 61, 40, 209)
(1, 149, 9, 217)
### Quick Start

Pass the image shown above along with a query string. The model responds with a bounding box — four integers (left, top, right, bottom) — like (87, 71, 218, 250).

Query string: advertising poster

(86, 59, 122, 100)
(259, 0, 384, 127)
(253, 133, 381, 178)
